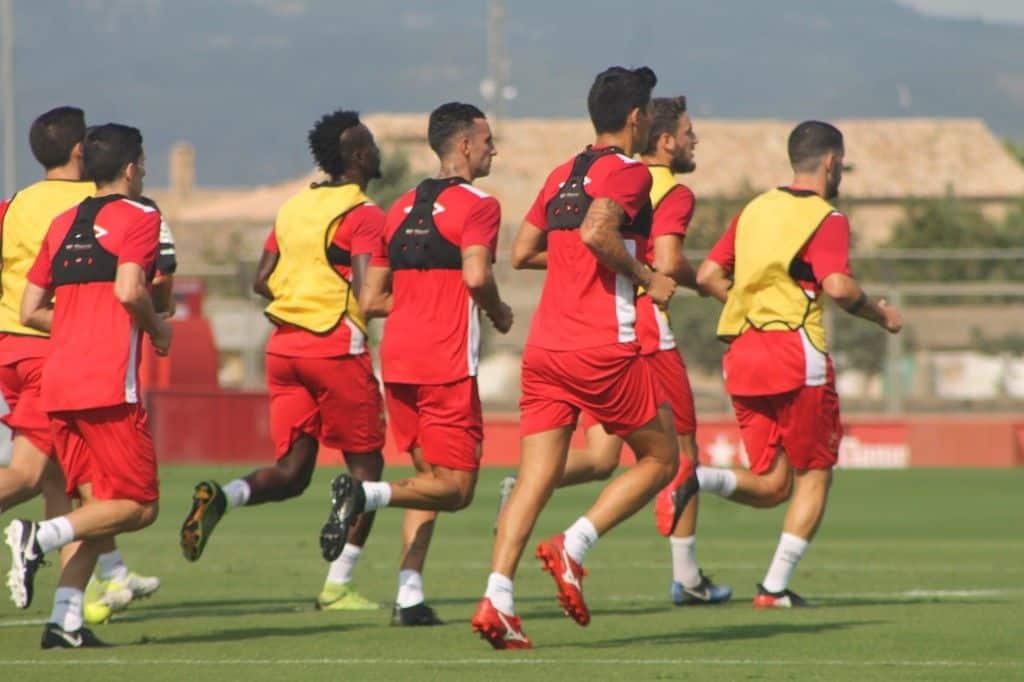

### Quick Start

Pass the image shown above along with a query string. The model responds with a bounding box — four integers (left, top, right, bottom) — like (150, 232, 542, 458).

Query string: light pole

(1, 0, 15, 197)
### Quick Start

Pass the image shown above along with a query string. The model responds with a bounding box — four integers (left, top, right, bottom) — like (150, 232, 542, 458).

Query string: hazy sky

(899, 0, 1024, 23)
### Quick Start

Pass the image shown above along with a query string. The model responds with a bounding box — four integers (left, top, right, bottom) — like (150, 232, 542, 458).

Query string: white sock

(222, 479, 251, 509)
(362, 481, 392, 512)
(696, 466, 737, 497)
(484, 572, 515, 615)
(326, 543, 362, 585)
(49, 587, 84, 632)
(563, 516, 599, 564)
(396, 569, 424, 608)
(96, 549, 129, 583)
(36, 517, 75, 554)
(761, 532, 809, 593)
(669, 535, 702, 588)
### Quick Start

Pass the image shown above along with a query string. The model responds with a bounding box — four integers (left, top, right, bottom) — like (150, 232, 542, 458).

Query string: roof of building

(153, 115, 1024, 226)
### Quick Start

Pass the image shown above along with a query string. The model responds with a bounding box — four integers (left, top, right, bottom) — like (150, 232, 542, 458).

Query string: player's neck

(594, 131, 634, 156)
(43, 162, 83, 182)
(437, 159, 474, 184)
(789, 174, 825, 197)
(93, 180, 134, 199)
(331, 173, 367, 190)
(640, 153, 672, 168)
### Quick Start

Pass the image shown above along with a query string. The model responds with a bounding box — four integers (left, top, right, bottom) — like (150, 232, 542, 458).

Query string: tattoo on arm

(580, 198, 649, 287)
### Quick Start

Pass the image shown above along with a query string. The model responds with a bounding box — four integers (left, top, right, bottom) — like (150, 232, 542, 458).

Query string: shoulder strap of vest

(52, 194, 126, 287)
(412, 177, 467, 209)
(568, 146, 624, 177)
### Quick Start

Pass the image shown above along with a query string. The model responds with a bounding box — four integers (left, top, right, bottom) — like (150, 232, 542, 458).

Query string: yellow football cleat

(315, 582, 380, 611)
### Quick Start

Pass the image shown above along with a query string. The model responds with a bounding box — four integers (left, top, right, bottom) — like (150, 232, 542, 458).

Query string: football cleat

(753, 583, 810, 608)
(391, 602, 444, 626)
(180, 481, 226, 562)
(471, 597, 532, 650)
(5, 519, 46, 609)
(671, 572, 733, 606)
(315, 582, 379, 611)
(654, 459, 696, 536)
(83, 578, 133, 625)
(320, 474, 366, 562)
(41, 622, 109, 649)
(535, 533, 590, 626)
(120, 571, 161, 599)
(493, 475, 516, 534)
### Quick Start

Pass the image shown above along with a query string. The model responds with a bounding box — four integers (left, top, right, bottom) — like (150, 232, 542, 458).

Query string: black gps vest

(545, 146, 652, 238)
(388, 178, 466, 271)
(51, 195, 126, 287)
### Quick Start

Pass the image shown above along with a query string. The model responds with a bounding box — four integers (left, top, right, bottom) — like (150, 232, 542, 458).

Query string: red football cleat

(535, 534, 590, 626)
(654, 457, 696, 537)
(471, 598, 532, 650)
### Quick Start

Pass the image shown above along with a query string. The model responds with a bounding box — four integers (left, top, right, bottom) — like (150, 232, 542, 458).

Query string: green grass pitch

(1, 466, 1022, 681)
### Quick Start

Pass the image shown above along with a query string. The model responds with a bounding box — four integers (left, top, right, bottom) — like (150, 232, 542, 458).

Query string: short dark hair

(788, 121, 844, 173)
(308, 109, 362, 177)
(427, 102, 486, 156)
(83, 124, 144, 186)
(643, 96, 687, 155)
(28, 106, 86, 169)
(587, 66, 658, 134)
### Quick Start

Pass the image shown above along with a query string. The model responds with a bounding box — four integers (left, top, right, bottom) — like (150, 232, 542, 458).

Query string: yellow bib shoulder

(716, 188, 836, 352)
(265, 183, 369, 334)
(0, 180, 95, 336)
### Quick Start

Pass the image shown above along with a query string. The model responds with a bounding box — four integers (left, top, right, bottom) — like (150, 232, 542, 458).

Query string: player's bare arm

(581, 197, 676, 306)
(19, 281, 55, 333)
(152, 274, 175, 316)
(463, 244, 513, 333)
(695, 259, 731, 303)
(358, 264, 393, 319)
(115, 262, 173, 355)
(822, 272, 902, 333)
(510, 221, 548, 270)
(350, 253, 370, 305)
(653, 233, 697, 290)
(252, 249, 278, 300)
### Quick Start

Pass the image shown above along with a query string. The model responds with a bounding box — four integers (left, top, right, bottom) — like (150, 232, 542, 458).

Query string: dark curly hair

(307, 109, 362, 177)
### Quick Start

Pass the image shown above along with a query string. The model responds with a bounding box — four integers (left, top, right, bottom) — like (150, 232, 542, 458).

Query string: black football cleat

(180, 481, 226, 562)
(391, 602, 444, 626)
(669, 470, 700, 535)
(5, 519, 46, 609)
(753, 583, 811, 608)
(41, 622, 110, 649)
(320, 474, 366, 562)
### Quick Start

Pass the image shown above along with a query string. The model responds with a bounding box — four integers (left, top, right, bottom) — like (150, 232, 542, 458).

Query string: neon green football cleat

(315, 582, 380, 611)
(83, 572, 161, 625)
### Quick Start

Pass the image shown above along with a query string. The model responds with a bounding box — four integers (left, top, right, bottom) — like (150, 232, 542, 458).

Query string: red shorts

(266, 352, 385, 458)
(385, 378, 482, 472)
(579, 349, 695, 436)
(520, 343, 660, 438)
(732, 378, 842, 474)
(49, 403, 158, 503)
(0, 357, 53, 455)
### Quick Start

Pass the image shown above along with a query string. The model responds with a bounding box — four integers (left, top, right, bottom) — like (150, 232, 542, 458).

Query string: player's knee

(281, 469, 314, 499)
(592, 456, 618, 481)
(765, 477, 793, 506)
(134, 500, 160, 530)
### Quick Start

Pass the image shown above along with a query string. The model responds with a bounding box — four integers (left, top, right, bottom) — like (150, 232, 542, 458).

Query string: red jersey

(525, 149, 653, 351)
(263, 203, 384, 357)
(28, 197, 160, 412)
(708, 191, 851, 395)
(373, 182, 500, 385)
(635, 182, 695, 354)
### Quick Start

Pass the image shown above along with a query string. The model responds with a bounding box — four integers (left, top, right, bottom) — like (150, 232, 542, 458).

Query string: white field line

(358, 560, 1022, 573)
(0, 588, 1019, 629)
(0, 657, 1019, 669)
